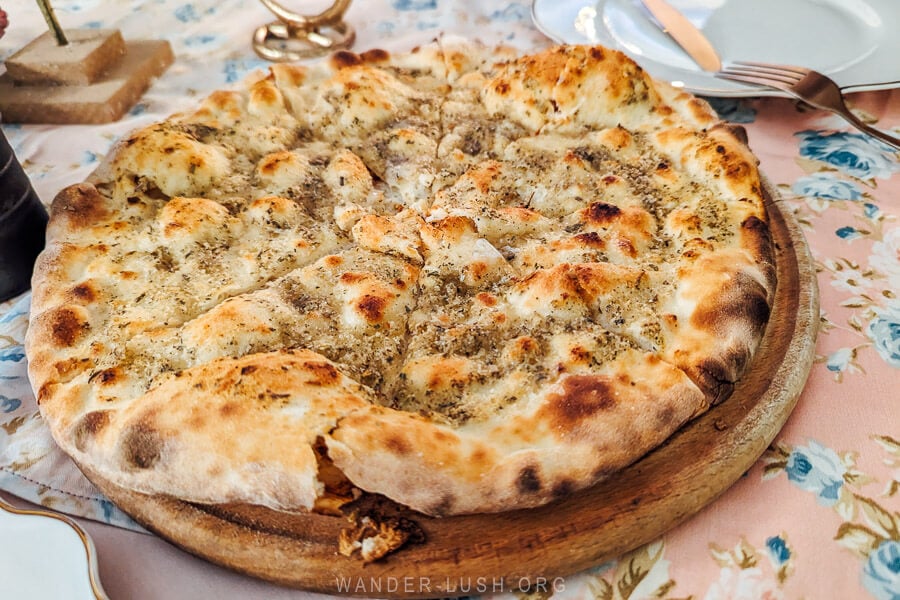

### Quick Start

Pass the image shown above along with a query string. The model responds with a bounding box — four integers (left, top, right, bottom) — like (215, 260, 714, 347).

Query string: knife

(637, 0, 722, 72)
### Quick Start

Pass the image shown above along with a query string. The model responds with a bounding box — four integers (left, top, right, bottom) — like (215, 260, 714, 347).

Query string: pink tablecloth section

(1, 1, 899, 599)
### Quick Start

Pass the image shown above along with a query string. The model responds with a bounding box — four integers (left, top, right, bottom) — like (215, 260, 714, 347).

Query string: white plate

(0, 499, 108, 600)
(532, 0, 900, 97)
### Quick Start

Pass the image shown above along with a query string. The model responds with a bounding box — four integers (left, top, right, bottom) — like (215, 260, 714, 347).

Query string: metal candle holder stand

(253, 0, 355, 62)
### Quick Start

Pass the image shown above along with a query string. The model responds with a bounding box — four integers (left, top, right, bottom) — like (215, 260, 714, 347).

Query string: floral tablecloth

(1, 1, 899, 599)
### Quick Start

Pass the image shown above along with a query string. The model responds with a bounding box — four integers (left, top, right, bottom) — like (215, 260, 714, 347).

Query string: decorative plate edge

(0, 497, 110, 600)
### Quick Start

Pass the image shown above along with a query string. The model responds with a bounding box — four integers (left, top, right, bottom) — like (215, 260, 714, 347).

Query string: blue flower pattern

(376, 21, 396, 35)
(797, 131, 900, 180)
(0, 308, 25, 325)
(867, 303, 900, 368)
(489, 3, 530, 22)
(174, 4, 201, 23)
(184, 33, 220, 48)
(0, 347, 25, 362)
(864, 203, 881, 219)
(392, 0, 437, 10)
(223, 58, 270, 84)
(0, 396, 21, 413)
(826, 348, 853, 372)
(784, 441, 845, 506)
(58, 0, 101, 13)
(766, 536, 791, 564)
(129, 102, 149, 117)
(704, 97, 758, 124)
(792, 173, 862, 201)
(837, 226, 862, 241)
(863, 540, 900, 600)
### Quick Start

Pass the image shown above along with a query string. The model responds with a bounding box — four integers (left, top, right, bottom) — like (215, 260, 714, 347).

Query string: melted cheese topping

(28, 42, 773, 513)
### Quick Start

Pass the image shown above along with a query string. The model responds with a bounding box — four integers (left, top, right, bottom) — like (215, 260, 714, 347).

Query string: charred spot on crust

(589, 47, 604, 61)
(476, 292, 498, 306)
(339, 272, 366, 284)
(356, 294, 387, 322)
(465, 261, 489, 280)
(417, 493, 452, 517)
(187, 411, 207, 429)
(432, 429, 454, 443)
(304, 361, 340, 386)
(331, 50, 362, 69)
(360, 48, 390, 63)
(742, 215, 767, 233)
(48, 307, 90, 347)
(725, 160, 751, 180)
(516, 466, 542, 494)
(70, 282, 97, 303)
(90, 367, 121, 386)
(548, 376, 616, 426)
(691, 271, 770, 336)
(53, 357, 92, 381)
(656, 405, 676, 427)
(121, 422, 164, 470)
(586, 202, 622, 224)
(575, 231, 605, 248)
(469, 447, 489, 468)
(73, 410, 110, 451)
(568, 345, 591, 363)
(258, 151, 291, 176)
(616, 237, 637, 258)
(251, 82, 279, 105)
(37, 383, 53, 404)
(385, 435, 411, 454)
(240, 365, 258, 376)
(688, 360, 735, 405)
(219, 402, 240, 417)
(50, 183, 109, 228)
(515, 336, 539, 354)
(742, 281, 772, 328)
(551, 479, 575, 499)
(741, 215, 775, 269)
(712, 122, 749, 145)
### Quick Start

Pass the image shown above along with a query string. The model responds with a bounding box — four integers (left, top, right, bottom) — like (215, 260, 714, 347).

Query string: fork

(715, 61, 900, 150)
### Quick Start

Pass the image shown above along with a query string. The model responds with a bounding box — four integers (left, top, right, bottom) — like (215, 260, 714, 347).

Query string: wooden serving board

(81, 186, 818, 598)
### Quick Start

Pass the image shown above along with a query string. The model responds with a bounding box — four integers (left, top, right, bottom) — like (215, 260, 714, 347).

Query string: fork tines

(731, 61, 810, 76)
(715, 63, 808, 88)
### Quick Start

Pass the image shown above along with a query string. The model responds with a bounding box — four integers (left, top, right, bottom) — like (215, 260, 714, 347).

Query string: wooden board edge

(78, 182, 820, 598)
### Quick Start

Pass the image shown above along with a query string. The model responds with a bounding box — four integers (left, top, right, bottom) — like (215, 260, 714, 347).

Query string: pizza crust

(27, 41, 774, 518)
(327, 350, 706, 515)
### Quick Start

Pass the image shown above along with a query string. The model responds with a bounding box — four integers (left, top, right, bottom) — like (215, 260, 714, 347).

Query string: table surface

(1, 1, 899, 599)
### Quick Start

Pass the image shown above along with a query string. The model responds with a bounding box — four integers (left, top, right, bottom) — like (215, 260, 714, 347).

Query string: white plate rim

(531, 0, 900, 98)
(0, 498, 109, 600)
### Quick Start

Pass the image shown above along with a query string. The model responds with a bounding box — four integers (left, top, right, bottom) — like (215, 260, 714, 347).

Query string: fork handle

(834, 109, 900, 151)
